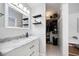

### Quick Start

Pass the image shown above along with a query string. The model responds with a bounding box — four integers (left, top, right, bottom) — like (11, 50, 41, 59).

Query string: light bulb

(12, 3, 18, 6)
(18, 4, 23, 9)
(23, 7, 27, 11)
(23, 7, 30, 14)
(26, 9, 30, 14)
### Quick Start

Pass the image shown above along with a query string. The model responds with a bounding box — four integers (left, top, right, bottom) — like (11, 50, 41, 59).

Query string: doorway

(46, 3, 61, 56)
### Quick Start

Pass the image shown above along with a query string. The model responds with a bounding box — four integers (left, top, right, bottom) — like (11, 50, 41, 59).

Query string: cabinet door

(39, 35, 46, 56)
(5, 44, 29, 56)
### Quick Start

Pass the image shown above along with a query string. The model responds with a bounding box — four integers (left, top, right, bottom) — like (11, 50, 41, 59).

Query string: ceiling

(27, 3, 61, 11)
(46, 3, 61, 13)
(27, 3, 44, 9)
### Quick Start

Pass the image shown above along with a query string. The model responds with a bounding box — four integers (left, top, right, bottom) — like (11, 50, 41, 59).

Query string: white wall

(62, 4, 68, 56)
(69, 3, 79, 14)
(69, 13, 79, 44)
(0, 3, 29, 39)
(69, 4, 79, 44)
(58, 4, 68, 56)
(58, 17, 62, 55)
(29, 3, 46, 55)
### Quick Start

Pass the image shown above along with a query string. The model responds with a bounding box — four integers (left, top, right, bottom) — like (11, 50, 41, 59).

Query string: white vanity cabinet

(4, 39, 39, 56)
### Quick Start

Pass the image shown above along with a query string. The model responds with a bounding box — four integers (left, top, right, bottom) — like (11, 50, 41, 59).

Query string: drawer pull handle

(30, 45, 34, 49)
(30, 51, 35, 56)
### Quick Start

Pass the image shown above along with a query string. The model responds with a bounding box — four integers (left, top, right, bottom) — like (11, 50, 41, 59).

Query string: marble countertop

(0, 36, 38, 54)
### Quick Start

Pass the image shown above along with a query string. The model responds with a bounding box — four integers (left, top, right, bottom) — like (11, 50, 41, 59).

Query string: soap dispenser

(26, 32, 28, 37)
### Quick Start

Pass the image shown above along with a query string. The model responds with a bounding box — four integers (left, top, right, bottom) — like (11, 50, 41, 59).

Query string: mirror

(5, 3, 30, 29)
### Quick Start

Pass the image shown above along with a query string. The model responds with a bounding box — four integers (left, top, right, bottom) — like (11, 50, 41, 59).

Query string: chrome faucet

(72, 36, 78, 40)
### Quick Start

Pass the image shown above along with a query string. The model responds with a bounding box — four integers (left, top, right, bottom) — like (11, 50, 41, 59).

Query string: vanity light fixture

(23, 7, 27, 11)
(12, 3, 18, 6)
(9, 3, 30, 14)
(17, 4, 30, 14)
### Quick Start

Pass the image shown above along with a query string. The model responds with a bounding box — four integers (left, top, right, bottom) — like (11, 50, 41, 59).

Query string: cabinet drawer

(28, 49, 39, 56)
(27, 40, 39, 50)
(29, 51, 35, 56)
(28, 45, 39, 56)
(27, 40, 39, 56)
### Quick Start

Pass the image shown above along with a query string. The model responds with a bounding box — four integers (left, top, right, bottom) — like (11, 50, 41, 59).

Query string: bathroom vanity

(0, 36, 39, 56)
(69, 43, 79, 56)
(0, 3, 40, 56)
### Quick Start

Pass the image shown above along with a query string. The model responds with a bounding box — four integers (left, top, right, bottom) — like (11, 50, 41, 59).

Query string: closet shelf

(33, 22, 42, 24)
(23, 24, 29, 26)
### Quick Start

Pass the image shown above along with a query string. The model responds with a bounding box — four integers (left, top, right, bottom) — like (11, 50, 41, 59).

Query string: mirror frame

(5, 3, 31, 29)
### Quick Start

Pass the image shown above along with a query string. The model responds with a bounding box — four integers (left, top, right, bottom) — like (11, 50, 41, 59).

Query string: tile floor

(46, 44, 61, 56)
